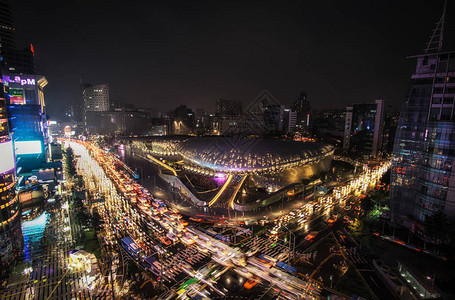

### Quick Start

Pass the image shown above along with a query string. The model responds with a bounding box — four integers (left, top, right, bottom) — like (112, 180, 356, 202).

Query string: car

(244, 276, 259, 289)
(327, 216, 337, 225)
(343, 216, 354, 225)
(160, 236, 171, 246)
(166, 232, 178, 242)
(304, 231, 318, 241)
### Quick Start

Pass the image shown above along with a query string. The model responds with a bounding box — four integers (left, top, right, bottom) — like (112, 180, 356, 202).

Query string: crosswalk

(1, 199, 94, 300)
(150, 245, 211, 282)
(242, 237, 289, 261)
(342, 246, 368, 265)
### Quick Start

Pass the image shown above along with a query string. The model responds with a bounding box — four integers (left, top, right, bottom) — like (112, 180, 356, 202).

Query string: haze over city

(10, 0, 455, 118)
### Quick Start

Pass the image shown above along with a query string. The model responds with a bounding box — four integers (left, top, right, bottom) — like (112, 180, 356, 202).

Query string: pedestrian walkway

(243, 237, 290, 261)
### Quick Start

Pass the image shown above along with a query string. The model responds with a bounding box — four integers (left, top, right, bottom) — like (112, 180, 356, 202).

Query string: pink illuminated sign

(2, 75, 35, 86)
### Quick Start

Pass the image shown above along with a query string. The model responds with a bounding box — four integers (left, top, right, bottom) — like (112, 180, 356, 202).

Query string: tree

(92, 212, 101, 230)
(64, 147, 76, 177)
(350, 218, 374, 248)
(424, 210, 450, 245)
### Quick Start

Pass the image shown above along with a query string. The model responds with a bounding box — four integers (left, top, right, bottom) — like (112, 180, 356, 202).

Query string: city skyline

(10, 0, 455, 119)
(2, 1, 455, 299)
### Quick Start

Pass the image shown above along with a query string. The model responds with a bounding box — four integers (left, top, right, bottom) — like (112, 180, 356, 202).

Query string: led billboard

(15, 140, 43, 155)
(0, 140, 15, 173)
(8, 88, 25, 105)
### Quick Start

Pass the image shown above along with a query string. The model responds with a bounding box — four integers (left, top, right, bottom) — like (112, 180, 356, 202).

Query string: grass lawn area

(334, 265, 373, 299)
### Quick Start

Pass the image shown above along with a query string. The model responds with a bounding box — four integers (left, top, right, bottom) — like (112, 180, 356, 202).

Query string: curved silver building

(177, 137, 334, 175)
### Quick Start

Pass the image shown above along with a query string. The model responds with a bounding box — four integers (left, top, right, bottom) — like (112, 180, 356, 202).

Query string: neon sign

(2, 75, 36, 86)
(8, 88, 25, 104)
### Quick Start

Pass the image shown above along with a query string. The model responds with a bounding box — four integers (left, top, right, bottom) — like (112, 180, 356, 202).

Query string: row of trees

(349, 187, 389, 248)
(63, 146, 76, 178)
(348, 172, 455, 258)
(424, 210, 455, 255)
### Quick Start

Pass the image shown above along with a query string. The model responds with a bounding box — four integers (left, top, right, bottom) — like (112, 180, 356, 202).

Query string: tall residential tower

(0, 0, 36, 74)
(82, 83, 109, 129)
(343, 99, 385, 157)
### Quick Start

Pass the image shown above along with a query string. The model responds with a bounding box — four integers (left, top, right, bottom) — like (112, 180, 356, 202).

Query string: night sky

(11, 0, 455, 119)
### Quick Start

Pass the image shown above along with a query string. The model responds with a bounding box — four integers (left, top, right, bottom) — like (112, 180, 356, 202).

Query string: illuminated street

(49, 138, 394, 299)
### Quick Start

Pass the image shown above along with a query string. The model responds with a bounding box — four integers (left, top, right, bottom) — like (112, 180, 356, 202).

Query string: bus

(121, 237, 143, 260)
(276, 261, 297, 274)
(259, 254, 277, 264)
(177, 278, 199, 295)
(141, 255, 162, 274)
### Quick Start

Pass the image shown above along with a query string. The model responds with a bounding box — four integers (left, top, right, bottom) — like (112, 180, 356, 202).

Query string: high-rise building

(83, 84, 109, 129)
(85, 107, 151, 136)
(390, 5, 455, 224)
(343, 99, 385, 157)
(172, 105, 195, 135)
(283, 108, 297, 133)
(215, 91, 284, 135)
(83, 84, 109, 113)
(0, 67, 23, 278)
(0, 0, 14, 49)
(291, 91, 310, 114)
(65, 103, 83, 122)
(2, 46, 36, 75)
(3, 74, 49, 173)
(291, 92, 311, 131)
(0, 0, 36, 74)
(216, 99, 242, 117)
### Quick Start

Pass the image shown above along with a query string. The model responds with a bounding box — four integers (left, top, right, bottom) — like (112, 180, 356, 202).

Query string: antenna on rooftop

(424, 0, 447, 53)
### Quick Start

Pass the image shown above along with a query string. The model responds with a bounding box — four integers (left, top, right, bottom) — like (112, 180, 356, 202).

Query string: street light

(281, 225, 296, 264)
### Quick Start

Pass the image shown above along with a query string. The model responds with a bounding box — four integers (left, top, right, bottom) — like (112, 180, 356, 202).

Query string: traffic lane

(332, 208, 398, 299)
(289, 205, 334, 237)
(217, 269, 277, 300)
(360, 269, 398, 300)
(286, 197, 345, 235)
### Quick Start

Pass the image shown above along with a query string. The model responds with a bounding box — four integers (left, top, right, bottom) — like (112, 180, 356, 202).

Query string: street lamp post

(281, 225, 295, 264)
(108, 253, 115, 299)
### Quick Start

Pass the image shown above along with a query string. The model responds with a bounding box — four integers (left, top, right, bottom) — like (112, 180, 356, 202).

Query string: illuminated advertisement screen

(19, 192, 32, 203)
(15, 140, 43, 155)
(0, 140, 15, 173)
(8, 88, 25, 105)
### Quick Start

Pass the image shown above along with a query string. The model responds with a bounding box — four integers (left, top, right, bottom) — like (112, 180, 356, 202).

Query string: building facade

(0, 0, 14, 49)
(343, 99, 385, 157)
(83, 84, 109, 128)
(172, 105, 195, 135)
(0, 69, 23, 278)
(85, 107, 152, 136)
(390, 9, 455, 223)
(3, 74, 49, 173)
(283, 109, 297, 133)
(291, 92, 311, 132)
(0, 0, 36, 74)
(83, 84, 109, 112)
(216, 99, 242, 117)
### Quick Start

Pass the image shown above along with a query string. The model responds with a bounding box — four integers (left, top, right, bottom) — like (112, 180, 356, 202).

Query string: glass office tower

(391, 7, 455, 224)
